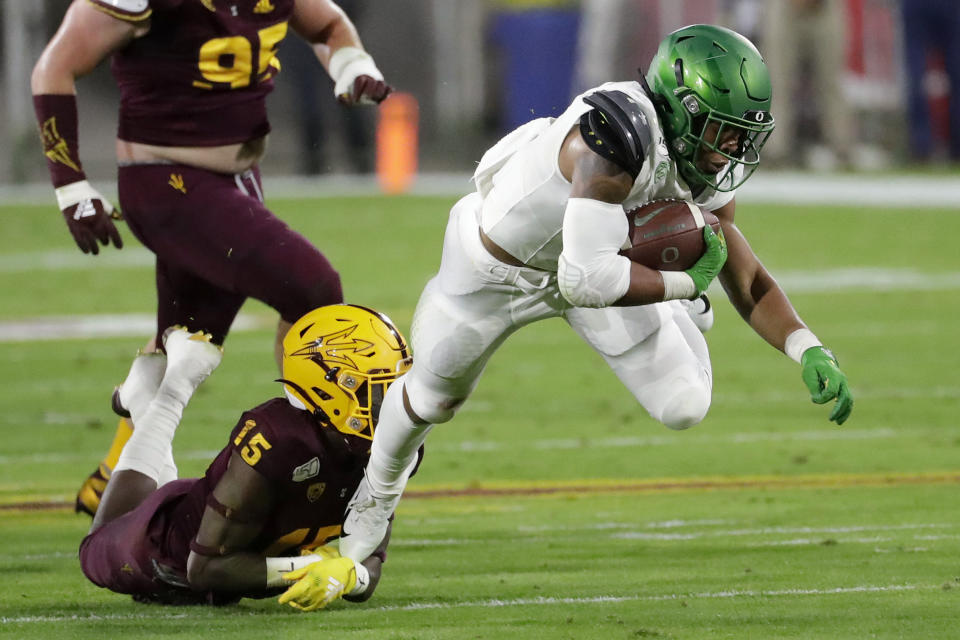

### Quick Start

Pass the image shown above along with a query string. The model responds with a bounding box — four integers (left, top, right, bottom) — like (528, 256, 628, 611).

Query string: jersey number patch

(233, 420, 273, 466)
(194, 22, 288, 90)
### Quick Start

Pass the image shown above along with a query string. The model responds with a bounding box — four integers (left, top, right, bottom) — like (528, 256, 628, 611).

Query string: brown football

(620, 199, 721, 271)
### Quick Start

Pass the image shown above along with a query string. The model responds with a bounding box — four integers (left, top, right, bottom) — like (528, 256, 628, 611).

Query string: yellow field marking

(3, 470, 959, 511)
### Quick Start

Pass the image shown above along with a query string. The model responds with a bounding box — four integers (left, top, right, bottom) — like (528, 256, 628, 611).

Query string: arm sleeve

(557, 198, 632, 308)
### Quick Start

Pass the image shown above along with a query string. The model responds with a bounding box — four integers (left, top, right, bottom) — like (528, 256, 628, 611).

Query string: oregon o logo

(661, 246, 680, 264)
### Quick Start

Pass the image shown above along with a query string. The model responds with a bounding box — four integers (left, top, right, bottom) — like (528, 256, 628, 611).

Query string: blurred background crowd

(1, 0, 957, 185)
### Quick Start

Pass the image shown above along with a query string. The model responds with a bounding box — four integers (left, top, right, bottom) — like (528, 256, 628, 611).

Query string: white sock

(114, 354, 209, 482)
(367, 381, 432, 496)
(120, 352, 167, 424)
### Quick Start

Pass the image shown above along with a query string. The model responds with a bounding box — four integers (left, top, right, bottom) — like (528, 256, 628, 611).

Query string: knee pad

(404, 374, 464, 425)
(657, 380, 711, 431)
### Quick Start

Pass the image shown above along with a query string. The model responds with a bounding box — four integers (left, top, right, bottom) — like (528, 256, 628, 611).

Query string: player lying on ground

(337, 24, 855, 563)
(31, 0, 392, 516)
(80, 305, 415, 609)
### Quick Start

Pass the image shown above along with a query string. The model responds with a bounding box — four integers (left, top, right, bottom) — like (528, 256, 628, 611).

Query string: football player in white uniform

(339, 24, 854, 562)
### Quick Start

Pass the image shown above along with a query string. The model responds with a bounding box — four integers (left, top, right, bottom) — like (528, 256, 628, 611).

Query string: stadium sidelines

(0, 583, 941, 625)
(1, 171, 959, 207)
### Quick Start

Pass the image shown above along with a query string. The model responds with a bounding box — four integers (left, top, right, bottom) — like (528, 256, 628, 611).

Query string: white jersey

(474, 80, 736, 272)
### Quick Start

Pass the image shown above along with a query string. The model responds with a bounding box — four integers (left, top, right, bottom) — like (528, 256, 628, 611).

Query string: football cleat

(113, 351, 167, 420)
(680, 294, 714, 332)
(74, 463, 110, 517)
(339, 475, 398, 562)
(160, 326, 223, 393)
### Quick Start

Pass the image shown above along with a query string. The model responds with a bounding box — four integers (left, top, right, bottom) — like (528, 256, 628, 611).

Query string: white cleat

(339, 475, 399, 562)
(679, 294, 714, 332)
(161, 326, 223, 389)
(113, 350, 167, 421)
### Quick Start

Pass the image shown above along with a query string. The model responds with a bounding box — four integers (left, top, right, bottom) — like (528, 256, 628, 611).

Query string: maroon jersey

(162, 398, 369, 571)
(93, 0, 294, 146)
(79, 397, 411, 604)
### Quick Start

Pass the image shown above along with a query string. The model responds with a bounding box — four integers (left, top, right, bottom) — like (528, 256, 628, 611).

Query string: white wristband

(660, 271, 697, 301)
(265, 555, 322, 589)
(328, 46, 383, 99)
(784, 328, 822, 363)
(55, 179, 95, 209)
(349, 560, 370, 596)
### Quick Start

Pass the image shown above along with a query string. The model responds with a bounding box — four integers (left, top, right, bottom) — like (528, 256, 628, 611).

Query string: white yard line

(0, 427, 905, 465)
(0, 583, 938, 624)
(0, 266, 956, 343)
(4, 172, 960, 207)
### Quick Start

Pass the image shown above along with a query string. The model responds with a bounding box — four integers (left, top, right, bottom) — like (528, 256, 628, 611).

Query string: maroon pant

(79, 479, 200, 602)
(118, 164, 342, 344)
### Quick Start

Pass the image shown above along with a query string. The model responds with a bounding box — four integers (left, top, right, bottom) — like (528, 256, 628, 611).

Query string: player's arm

(290, 0, 391, 104)
(185, 451, 277, 594)
(31, 0, 144, 254)
(714, 199, 853, 424)
(557, 129, 726, 308)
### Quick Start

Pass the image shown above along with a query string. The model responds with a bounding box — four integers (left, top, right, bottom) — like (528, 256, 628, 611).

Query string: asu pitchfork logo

(168, 174, 187, 194)
(41, 117, 80, 171)
(292, 324, 375, 370)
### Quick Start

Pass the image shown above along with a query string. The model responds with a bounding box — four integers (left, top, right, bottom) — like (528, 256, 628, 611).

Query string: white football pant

(367, 193, 713, 496)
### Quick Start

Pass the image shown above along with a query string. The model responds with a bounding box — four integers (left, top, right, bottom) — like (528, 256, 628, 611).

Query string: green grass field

(1, 189, 958, 639)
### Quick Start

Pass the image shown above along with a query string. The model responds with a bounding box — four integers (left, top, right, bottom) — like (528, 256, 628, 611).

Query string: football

(620, 199, 721, 271)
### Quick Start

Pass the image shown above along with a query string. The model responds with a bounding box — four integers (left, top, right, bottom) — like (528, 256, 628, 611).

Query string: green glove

(685, 225, 728, 295)
(800, 346, 853, 425)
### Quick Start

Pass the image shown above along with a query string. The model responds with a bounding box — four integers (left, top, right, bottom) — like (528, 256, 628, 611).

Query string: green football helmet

(645, 24, 775, 192)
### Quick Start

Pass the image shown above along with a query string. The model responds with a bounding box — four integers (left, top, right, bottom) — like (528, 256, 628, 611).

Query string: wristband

(784, 328, 823, 364)
(328, 46, 383, 97)
(265, 555, 322, 589)
(660, 271, 697, 301)
(33, 94, 86, 188)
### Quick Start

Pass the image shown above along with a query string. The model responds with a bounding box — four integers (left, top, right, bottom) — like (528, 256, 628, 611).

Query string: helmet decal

(280, 304, 412, 440)
(289, 323, 377, 371)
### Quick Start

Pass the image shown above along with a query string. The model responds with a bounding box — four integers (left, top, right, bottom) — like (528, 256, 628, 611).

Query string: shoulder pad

(578, 90, 652, 178)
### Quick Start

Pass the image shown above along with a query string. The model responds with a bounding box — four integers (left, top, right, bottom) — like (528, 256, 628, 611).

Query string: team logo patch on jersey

(307, 482, 326, 502)
(292, 457, 320, 482)
(655, 161, 669, 181)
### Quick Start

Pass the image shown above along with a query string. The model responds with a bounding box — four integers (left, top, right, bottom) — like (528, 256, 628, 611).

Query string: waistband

(456, 194, 554, 292)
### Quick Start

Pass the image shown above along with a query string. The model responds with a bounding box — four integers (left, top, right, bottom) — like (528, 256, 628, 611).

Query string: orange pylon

(376, 92, 419, 194)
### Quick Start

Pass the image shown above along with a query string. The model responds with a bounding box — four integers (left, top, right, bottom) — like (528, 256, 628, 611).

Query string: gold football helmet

(280, 304, 412, 440)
